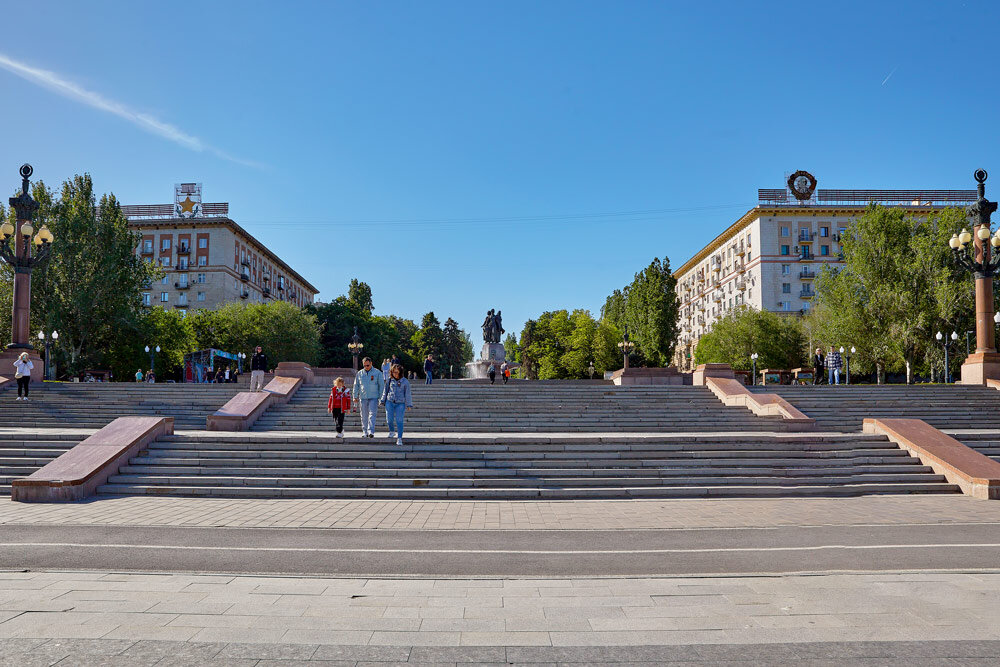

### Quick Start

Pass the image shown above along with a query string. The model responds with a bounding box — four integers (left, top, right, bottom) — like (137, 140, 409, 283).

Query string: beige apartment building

(124, 184, 318, 315)
(672, 171, 977, 370)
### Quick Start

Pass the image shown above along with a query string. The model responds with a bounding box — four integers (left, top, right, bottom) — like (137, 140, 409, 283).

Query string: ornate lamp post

(0, 164, 54, 380)
(144, 345, 160, 376)
(37, 330, 58, 381)
(750, 352, 759, 386)
(618, 326, 635, 370)
(347, 326, 364, 371)
(936, 331, 959, 383)
(237, 351, 246, 374)
(844, 346, 855, 385)
(950, 169, 1000, 384)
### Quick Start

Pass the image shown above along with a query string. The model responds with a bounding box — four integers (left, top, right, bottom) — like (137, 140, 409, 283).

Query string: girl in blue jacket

(380, 363, 414, 446)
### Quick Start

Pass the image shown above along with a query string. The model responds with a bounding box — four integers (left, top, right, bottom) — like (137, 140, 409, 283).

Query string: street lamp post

(936, 332, 959, 383)
(0, 165, 54, 380)
(618, 326, 635, 370)
(37, 330, 58, 381)
(237, 352, 246, 374)
(845, 346, 855, 385)
(144, 345, 160, 376)
(949, 169, 1000, 384)
(750, 353, 759, 386)
(347, 326, 364, 371)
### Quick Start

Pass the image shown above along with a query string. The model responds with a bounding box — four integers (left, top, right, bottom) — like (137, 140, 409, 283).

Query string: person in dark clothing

(215, 367, 225, 384)
(487, 363, 496, 385)
(424, 355, 434, 385)
(812, 347, 825, 385)
(250, 346, 268, 392)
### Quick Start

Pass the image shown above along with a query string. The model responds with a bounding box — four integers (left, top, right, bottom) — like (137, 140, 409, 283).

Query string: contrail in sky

(0, 52, 263, 169)
(881, 66, 898, 86)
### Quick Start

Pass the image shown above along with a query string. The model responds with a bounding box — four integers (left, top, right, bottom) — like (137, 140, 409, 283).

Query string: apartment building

(125, 183, 318, 314)
(672, 171, 977, 370)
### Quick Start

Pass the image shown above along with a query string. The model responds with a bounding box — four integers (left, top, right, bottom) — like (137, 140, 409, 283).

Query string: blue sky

(1, 1, 998, 349)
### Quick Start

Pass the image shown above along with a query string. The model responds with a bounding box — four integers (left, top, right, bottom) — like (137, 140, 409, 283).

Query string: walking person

(424, 355, 434, 385)
(146, 369, 156, 384)
(13, 352, 33, 401)
(487, 362, 496, 385)
(250, 346, 268, 392)
(381, 358, 391, 381)
(352, 357, 385, 438)
(826, 345, 843, 385)
(812, 347, 825, 385)
(327, 376, 352, 438)
(500, 361, 509, 385)
(380, 363, 413, 446)
(215, 367, 225, 384)
(135, 368, 144, 383)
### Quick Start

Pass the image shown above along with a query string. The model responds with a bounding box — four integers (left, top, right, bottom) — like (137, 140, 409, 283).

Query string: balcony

(798, 231, 815, 243)
(240, 291, 249, 300)
(175, 263, 189, 271)
(697, 275, 705, 283)
(799, 252, 814, 262)
(736, 262, 746, 273)
(174, 302, 189, 308)
(799, 269, 816, 280)
(736, 245, 745, 256)
(241, 259, 251, 268)
(174, 282, 190, 290)
(240, 271, 250, 282)
(177, 245, 190, 255)
(262, 287, 271, 297)
(799, 290, 814, 299)
(736, 280, 747, 291)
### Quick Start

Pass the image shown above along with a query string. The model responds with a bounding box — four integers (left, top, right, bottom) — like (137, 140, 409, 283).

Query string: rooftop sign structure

(174, 182, 202, 218)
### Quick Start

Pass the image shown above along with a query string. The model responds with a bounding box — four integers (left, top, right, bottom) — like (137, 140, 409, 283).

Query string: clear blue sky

(2, 1, 997, 349)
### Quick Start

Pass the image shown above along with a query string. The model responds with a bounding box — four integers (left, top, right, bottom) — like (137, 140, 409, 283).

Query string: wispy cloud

(881, 66, 898, 86)
(0, 52, 263, 169)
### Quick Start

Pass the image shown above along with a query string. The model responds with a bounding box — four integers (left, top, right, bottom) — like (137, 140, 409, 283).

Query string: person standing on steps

(352, 357, 385, 438)
(327, 376, 352, 438)
(826, 344, 843, 385)
(812, 347, 825, 385)
(13, 352, 33, 401)
(487, 362, 496, 385)
(250, 346, 268, 392)
(135, 368, 144, 383)
(146, 369, 156, 384)
(424, 355, 434, 385)
(500, 361, 509, 385)
(380, 363, 413, 446)
(381, 358, 391, 382)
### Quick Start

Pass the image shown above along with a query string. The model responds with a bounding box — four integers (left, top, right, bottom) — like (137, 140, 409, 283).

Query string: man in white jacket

(13, 352, 33, 401)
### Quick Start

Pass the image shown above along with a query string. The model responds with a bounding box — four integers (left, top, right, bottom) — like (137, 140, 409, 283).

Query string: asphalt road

(3, 522, 1000, 576)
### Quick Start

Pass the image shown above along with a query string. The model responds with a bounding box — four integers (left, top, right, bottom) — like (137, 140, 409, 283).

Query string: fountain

(465, 308, 517, 379)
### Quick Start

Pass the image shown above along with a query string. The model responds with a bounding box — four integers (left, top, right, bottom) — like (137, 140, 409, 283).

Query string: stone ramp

(96, 431, 959, 499)
(748, 384, 1000, 432)
(0, 383, 242, 430)
(253, 384, 786, 433)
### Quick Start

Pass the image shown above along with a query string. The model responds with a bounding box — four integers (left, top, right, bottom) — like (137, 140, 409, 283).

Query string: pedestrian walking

(250, 346, 268, 392)
(352, 357, 385, 438)
(327, 376, 352, 438)
(500, 361, 509, 385)
(487, 362, 496, 385)
(826, 345, 843, 385)
(812, 348, 825, 385)
(424, 355, 434, 385)
(224, 367, 231, 383)
(215, 367, 225, 384)
(380, 363, 413, 446)
(12, 352, 33, 401)
(146, 369, 156, 384)
(135, 368, 144, 383)
(381, 358, 391, 381)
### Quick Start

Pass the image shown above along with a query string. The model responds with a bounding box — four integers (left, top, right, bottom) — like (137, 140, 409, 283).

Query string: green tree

(104, 307, 197, 381)
(806, 205, 972, 383)
(412, 312, 444, 370)
(441, 317, 472, 378)
(347, 278, 374, 313)
(601, 257, 680, 367)
(518, 309, 621, 379)
(693, 306, 805, 371)
(189, 300, 320, 365)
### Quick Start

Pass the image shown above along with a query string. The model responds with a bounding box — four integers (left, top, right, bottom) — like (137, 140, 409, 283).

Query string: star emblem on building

(178, 196, 197, 213)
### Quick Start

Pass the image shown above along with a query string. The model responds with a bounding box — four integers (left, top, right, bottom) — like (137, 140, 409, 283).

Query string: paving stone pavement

(2, 493, 1000, 530)
(2, 571, 1000, 662)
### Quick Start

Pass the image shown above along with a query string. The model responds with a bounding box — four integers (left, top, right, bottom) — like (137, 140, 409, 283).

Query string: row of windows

(142, 237, 209, 253)
(141, 292, 207, 306)
(779, 245, 833, 256)
(779, 226, 836, 238)
(154, 256, 207, 268)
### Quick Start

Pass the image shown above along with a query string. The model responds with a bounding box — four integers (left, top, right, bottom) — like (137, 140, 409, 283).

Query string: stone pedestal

(960, 352, 1000, 385)
(465, 343, 507, 379)
(692, 363, 734, 386)
(0, 348, 43, 382)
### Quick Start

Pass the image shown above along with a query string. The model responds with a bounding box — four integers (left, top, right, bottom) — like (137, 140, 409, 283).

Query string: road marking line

(4, 542, 1000, 554)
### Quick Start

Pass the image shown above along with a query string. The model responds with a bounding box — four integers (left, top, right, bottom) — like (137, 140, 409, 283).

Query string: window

(780, 226, 789, 237)
(141, 293, 151, 306)
(198, 238, 208, 249)
(178, 309, 187, 317)
(197, 291, 206, 302)
(178, 258, 188, 270)
(161, 238, 171, 251)
(158, 257, 168, 267)
(178, 274, 188, 287)
(142, 240, 153, 253)
(780, 245, 790, 256)
(178, 293, 187, 306)
(781, 301, 791, 311)
(198, 256, 207, 266)
(781, 264, 790, 275)
(782, 283, 791, 294)
(820, 245, 830, 256)
(160, 292, 169, 303)
(161, 275, 169, 285)
(197, 273, 206, 283)
(820, 227, 829, 237)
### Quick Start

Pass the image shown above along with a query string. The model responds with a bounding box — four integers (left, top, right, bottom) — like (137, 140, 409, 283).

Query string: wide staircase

(955, 433, 1000, 463)
(748, 384, 1000, 432)
(0, 382, 242, 430)
(253, 384, 786, 433)
(95, 431, 959, 499)
(0, 432, 78, 495)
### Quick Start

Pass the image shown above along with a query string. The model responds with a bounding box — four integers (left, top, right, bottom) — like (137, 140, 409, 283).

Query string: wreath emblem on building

(787, 170, 817, 201)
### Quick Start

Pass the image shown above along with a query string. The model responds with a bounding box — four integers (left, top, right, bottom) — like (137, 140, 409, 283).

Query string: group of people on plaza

(812, 345, 844, 385)
(134, 368, 157, 383)
(487, 361, 511, 385)
(329, 356, 413, 445)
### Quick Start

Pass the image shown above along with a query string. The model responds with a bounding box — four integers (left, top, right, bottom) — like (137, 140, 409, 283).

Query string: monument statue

(467, 308, 517, 378)
(481, 309, 505, 344)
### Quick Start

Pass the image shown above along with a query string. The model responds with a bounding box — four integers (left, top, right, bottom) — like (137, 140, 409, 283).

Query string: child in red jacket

(327, 376, 352, 438)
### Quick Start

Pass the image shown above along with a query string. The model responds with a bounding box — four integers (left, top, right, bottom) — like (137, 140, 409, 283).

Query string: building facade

(125, 184, 318, 315)
(672, 172, 977, 370)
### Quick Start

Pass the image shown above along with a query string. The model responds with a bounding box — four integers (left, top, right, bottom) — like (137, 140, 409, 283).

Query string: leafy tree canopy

(693, 305, 805, 371)
(601, 257, 680, 367)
